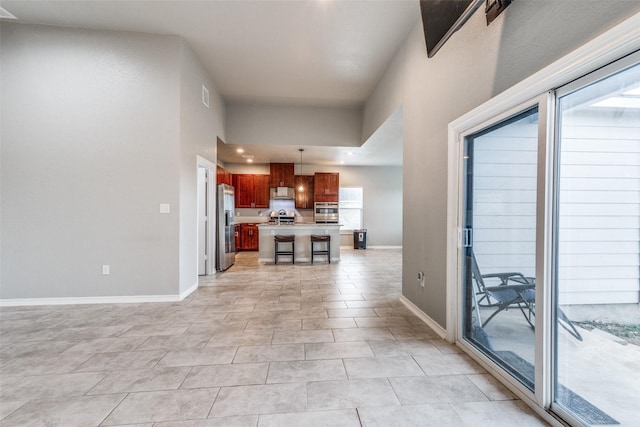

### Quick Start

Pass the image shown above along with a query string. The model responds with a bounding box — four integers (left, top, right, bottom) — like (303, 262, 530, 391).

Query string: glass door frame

(548, 49, 640, 427)
(445, 13, 640, 427)
(453, 93, 554, 411)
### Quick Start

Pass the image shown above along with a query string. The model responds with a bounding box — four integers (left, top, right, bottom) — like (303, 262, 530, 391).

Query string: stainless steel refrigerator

(216, 183, 236, 271)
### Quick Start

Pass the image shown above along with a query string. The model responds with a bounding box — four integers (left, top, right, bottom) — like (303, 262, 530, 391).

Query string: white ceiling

(1, 0, 416, 166)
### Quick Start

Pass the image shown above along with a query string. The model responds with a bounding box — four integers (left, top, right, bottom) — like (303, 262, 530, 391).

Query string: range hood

(270, 186, 295, 200)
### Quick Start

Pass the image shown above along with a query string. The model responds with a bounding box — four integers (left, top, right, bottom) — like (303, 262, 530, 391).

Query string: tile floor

(0, 248, 548, 426)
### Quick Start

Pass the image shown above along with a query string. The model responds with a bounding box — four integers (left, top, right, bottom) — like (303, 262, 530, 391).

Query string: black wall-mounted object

(485, 0, 512, 24)
(420, 0, 484, 58)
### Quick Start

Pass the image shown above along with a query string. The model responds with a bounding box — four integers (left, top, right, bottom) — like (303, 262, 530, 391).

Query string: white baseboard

(400, 295, 447, 339)
(0, 293, 185, 307)
(180, 282, 199, 300)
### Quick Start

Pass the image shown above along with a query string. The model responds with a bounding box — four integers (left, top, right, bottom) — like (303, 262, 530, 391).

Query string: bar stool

(310, 235, 331, 264)
(274, 235, 295, 264)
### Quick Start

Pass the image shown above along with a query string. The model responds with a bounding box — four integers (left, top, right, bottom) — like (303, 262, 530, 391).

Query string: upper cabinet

(233, 174, 270, 208)
(294, 175, 315, 209)
(216, 165, 233, 186)
(314, 172, 339, 202)
(269, 163, 295, 188)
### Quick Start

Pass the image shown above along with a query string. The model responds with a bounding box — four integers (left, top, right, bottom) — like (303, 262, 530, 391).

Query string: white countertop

(258, 223, 342, 227)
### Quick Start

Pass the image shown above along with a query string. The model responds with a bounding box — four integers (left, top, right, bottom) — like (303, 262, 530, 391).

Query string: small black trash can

(353, 229, 367, 249)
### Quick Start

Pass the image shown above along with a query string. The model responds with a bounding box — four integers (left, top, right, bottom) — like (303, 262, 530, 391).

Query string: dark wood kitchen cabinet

(216, 165, 233, 186)
(234, 224, 241, 251)
(314, 172, 339, 202)
(270, 163, 295, 188)
(233, 174, 270, 208)
(238, 223, 259, 251)
(294, 175, 314, 209)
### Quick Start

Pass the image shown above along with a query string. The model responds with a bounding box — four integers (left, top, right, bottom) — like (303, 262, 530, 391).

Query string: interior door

(197, 167, 208, 275)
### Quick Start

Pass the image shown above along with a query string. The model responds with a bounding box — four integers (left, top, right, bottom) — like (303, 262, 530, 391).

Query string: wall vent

(0, 6, 17, 19)
(202, 84, 210, 108)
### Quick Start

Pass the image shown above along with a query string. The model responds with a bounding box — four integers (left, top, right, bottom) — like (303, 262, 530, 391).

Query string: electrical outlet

(102, 265, 110, 275)
(418, 271, 425, 288)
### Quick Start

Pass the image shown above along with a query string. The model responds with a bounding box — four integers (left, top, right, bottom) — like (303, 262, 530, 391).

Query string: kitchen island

(257, 223, 341, 263)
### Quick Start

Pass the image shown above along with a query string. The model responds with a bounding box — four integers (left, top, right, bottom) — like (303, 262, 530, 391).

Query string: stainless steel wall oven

(314, 202, 339, 223)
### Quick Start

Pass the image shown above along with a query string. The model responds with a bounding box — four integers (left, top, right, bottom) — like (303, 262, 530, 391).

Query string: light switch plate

(160, 204, 170, 214)
(102, 265, 110, 275)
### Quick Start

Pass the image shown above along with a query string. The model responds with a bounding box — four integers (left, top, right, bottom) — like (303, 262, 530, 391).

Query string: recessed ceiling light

(0, 6, 17, 19)
(236, 148, 245, 153)
(346, 152, 353, 156)
(246, 159, 253, 163)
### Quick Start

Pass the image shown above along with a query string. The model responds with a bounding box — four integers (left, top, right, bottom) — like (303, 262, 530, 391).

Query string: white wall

(1, 24, 181, 299)
(0, 24, 225, 301)
(364, 2, 640, 327)
(226, 103, 363, 148)
(178, 41, 226, 295)
(226, 164, 402, 247)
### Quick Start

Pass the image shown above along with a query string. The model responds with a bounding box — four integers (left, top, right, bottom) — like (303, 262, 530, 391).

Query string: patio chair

(470, 252, 582, 341)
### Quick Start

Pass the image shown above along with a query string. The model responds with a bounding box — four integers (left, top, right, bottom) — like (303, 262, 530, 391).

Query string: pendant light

(298, 148, 304, 192)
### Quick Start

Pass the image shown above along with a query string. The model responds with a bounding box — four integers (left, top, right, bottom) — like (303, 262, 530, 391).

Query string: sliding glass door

(553, 58, 640, 427)
(462, 105, 541, 392)
(459, 52, 639, 426)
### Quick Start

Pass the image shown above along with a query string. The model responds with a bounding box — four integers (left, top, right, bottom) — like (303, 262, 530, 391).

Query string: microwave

(315, 202, 339, 223)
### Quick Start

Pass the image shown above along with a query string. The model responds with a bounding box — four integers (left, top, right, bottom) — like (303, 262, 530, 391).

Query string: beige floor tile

(272, 329, 334, 344)
(0, 371, 107, 401)
(153, 416, 258, 426)
(275, 309, 329, 320)
(0, 352, 93, 376)
(210, 383, 306, 417)
(181, 363, 268, 388)
(389, 326, 440, 340)
(87, 367, 192, 394)
(252, 302, 301, 311)
(414, 353, 485, 376)
(368, 339, 441, 357)
(233, 344, 305, 363)
(136, 334, 212, 351)
(302, 318, 357, 330)
(465, 373, 517, 401)
(305, 341, 374, 359)
(306, 378, 400, 410)
(389, 376, 489, 404)
(0, 401, 27, 421)
(354, 316, 411, 328)
(359, 403, 466, 426)
(63, 336, 147, 354)
(75, 350, 166, 371)
(120, 324, 190, 337)
(327, 308, 377, 318)
(343, 356, 424, 379)
(266, 359, 347, 383)
(258, 409, 360, 427)
(452, 400, 549, 426)
(185, 321, 248, 335)
(0, 249, 546, 426)
(157, 347, 237, 367)
(102, 389, 219, 425)
(0, 394, 125, 427)
(245, 319, 301, 330)
(332, 327, 395, 342)
(207, 331, 273, 347)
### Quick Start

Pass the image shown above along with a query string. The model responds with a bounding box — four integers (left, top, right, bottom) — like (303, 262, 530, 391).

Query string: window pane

(339, 187, 363, 229)
(462, 107, 539, 391)
(554, 61, 640, 426)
